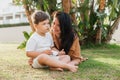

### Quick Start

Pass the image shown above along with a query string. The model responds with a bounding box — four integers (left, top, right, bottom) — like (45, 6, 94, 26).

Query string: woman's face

(52, 17, 61, 36)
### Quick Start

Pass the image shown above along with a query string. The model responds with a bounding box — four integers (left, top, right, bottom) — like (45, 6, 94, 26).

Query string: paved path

(110, 23, 120, 44)
(0, 26, 31, 43)
(0, 25, 120, 43)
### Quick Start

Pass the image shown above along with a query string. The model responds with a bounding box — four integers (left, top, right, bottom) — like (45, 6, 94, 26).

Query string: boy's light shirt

(26, 32, 54, 52)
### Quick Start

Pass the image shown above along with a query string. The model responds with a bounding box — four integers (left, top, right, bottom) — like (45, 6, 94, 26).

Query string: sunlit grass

(0, 43, 120, 80)
(94, 58, 120, 65)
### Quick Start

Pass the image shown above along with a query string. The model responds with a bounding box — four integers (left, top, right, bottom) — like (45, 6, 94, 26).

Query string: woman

(51, 11, 87, 66)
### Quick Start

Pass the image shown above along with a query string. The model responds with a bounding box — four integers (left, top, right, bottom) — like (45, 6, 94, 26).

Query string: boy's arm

(26, 51, 41, 58)
(26, 50, 52, 58)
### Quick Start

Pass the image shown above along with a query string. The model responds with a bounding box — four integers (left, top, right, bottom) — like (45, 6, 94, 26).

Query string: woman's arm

(68, 36, 81, 63)
(69, 36, 88, 64)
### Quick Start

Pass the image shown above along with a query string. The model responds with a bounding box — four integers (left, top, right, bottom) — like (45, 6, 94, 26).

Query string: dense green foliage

(75, 0, 120, 44)
(0, 23, 29, 28)
(14, 0, 120, 45)
(17, 31, 33, 49)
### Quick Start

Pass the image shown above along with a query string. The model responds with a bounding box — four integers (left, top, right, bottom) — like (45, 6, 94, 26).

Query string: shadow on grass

(79, 59, 119, 71)
(48, 59, 120, 80)
(48, 43, 120, 80)
(78, 59, 120, 80)
(81, 43, 120, 50)
(82, 47, 120, 60)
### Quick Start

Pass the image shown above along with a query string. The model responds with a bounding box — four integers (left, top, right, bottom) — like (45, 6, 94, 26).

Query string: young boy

(26, 10, 78, 72)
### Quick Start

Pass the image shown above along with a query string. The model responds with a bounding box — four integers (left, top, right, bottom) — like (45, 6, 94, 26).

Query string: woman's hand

(58, 49, 66, 55)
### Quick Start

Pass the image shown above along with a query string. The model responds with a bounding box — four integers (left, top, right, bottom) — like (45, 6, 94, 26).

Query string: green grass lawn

(0, 43, 120, 80)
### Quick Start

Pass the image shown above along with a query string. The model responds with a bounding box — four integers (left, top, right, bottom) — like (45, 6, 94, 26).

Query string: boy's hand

(28, 58, 33, 65)
(58, 49, 66, 55)
(42, 50, 52, 55)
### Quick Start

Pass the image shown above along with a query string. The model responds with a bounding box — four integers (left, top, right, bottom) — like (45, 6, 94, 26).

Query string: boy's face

(35, 19, 50, 34)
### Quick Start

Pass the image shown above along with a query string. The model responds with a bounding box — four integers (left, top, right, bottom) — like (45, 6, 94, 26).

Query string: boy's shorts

(32, 55, 59, 68)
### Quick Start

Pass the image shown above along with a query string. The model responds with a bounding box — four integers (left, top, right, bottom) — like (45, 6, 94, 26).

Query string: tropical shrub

(17, 31, 33, 49)
(14, 0, 120, 48)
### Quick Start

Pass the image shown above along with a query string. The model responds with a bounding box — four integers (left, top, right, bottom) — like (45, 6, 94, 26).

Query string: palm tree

(22, 0, 35, 32)
(14, 0, 120, 46)
(62, 0, 77, 25)
(106, 15, 120, 42)
(95, 0, 106, 44)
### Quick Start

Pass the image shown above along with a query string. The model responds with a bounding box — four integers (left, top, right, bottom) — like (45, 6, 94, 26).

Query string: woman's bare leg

(37, 54, 78, 72)
(68, 57, 88, 66)
(59, 55, 70, 63)
(68, 59, 81, 66)
(80, 56, 88, 62)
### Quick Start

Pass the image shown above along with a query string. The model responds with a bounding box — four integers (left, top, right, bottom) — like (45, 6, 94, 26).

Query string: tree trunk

(62, 0, 77, 25)
(62, 0, 71, 13)
(70, 0, 77, 25)
(22, 0, 35, 32)
(96, 27, 102, 44)
(106, 15, 120, 42)
(80, 0, 85, 22)
(95, 0, 105, 44)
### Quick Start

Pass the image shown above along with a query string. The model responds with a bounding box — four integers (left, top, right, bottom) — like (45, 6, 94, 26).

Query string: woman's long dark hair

(55, 12, 75, 54)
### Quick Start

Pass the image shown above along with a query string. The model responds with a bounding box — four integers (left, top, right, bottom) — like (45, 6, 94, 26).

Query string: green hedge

(0, 23, 29, 28)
